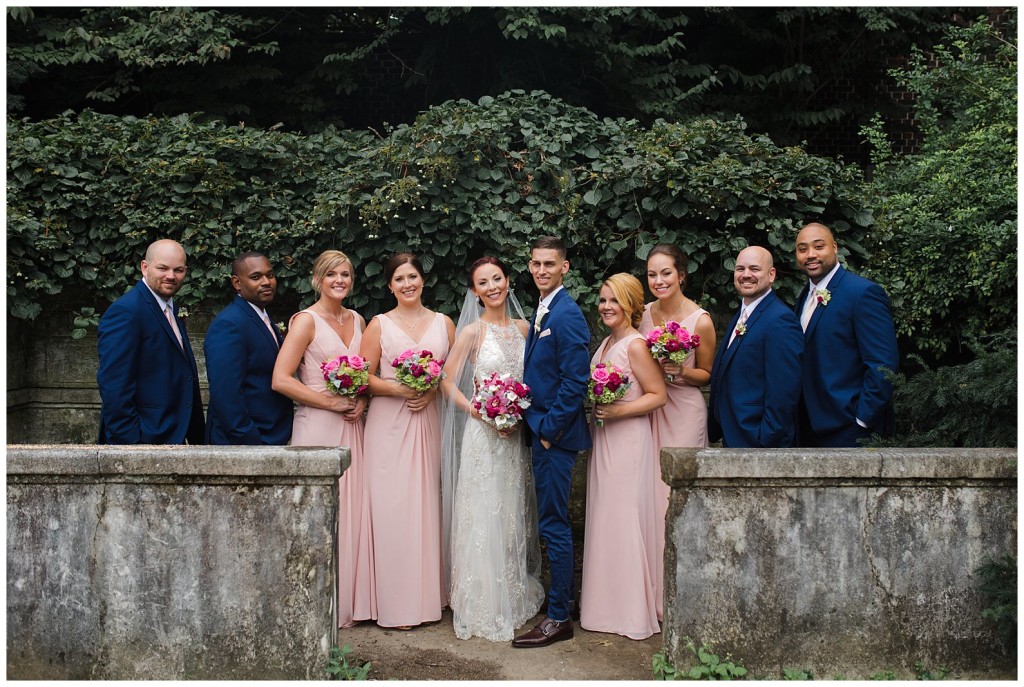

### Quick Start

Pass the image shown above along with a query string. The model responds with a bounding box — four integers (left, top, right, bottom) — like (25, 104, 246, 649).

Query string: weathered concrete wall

(660, 448, 1017, 679)
(7, 445, 348, 680)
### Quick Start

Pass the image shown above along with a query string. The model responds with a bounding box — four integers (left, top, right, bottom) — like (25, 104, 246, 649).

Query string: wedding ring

(665, 374, 674, 383)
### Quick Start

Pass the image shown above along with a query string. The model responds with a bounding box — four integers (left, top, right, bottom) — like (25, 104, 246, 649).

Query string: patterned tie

(260, 310, 280, 348)
(164, 304, 184, 349)
(801, 288, 818, 331)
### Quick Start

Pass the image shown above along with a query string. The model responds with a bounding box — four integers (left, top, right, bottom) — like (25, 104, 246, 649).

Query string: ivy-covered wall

(8, 90, 873, 339)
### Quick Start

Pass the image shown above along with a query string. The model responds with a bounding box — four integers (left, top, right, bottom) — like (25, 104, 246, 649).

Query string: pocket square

(538, 328, 552, 339)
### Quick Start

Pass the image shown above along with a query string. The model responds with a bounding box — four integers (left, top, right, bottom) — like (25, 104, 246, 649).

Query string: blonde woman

(272, 250, 373, 627)
(580, 273, 666, 640)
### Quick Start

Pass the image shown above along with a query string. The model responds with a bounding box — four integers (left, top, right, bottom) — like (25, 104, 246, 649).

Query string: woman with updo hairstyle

(579, 272, 666, 640)
(638, 243, 715, 621)
(360, 251, 456, 629)
(272, 249, 374, 628)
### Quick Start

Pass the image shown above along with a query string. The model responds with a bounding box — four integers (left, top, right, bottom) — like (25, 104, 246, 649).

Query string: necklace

(394, 307, 426, 330)
(319, 305, 345, 325)
(656, 297, 688, 325)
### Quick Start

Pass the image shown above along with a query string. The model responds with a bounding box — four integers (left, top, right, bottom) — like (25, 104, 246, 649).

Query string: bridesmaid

(638, 243, 716, 620)
(360, 252, 456, 629)
(580, 273, 666, 640)
(271, 249, 374, 628)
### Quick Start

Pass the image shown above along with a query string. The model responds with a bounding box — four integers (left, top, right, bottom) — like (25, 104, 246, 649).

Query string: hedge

(7, 90, 872, 335)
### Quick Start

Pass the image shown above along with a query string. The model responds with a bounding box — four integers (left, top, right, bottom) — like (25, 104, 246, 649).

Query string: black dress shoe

(511, 617, 575, 648)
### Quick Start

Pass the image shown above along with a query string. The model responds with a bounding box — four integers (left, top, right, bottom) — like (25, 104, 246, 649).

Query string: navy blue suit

(708, 290, 803, 448)
(97, 281, 205, 444)
(794, 265, 899, 447)
(523, 287, 591, 622)
(203, 295, 292, 445)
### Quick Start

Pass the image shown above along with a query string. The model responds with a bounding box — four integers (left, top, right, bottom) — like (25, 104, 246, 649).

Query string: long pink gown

(580, 332, 661, 640)
(363, 313, 450, 627)
(638, 303, 709, 620)
(289, 308, 375, 628)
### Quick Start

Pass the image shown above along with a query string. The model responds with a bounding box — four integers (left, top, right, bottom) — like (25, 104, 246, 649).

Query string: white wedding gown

(450, 320, 544, 641)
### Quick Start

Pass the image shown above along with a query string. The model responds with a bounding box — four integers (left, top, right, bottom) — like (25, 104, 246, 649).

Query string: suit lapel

(525, 288, 565, 360)
(236, 296, 279, 351)
(137, 281, 188, 359)
(804, 266, 846, 339)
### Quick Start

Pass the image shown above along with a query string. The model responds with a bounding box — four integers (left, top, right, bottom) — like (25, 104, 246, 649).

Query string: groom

(515, 236, 592, 648)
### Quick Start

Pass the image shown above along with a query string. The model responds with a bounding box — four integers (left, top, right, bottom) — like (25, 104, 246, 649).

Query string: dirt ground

(336, 609, 663, 680)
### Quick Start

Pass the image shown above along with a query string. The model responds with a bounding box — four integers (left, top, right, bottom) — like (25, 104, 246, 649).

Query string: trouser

(530, 438, 577, 623)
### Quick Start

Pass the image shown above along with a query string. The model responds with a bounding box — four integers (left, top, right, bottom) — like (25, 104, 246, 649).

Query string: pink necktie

(801, 290, 818, 331)
(164, 304, 184, 349)
(261, 311, 279, 348)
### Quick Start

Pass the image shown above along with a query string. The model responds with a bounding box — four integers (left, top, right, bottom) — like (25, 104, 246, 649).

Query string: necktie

(164, 304, 184, 349)
(801, 288, 818, 331)
(534, 302, 549, 333)
(260, 310, 280, 348)
(728, 307, 748, 348)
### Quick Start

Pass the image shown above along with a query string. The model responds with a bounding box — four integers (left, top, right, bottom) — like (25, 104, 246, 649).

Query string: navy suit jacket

(203, 295, 293, 445)
(97, 281, 205, 444)
(523, 287, 592, 452)
(794, 265, 899, 445)
(708, 290, 804, 448)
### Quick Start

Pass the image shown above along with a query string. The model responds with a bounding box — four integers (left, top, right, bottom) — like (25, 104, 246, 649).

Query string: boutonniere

(815, 288, 831, 306)
(176, 307, 190, 319)
(276, 322, 287, 335)
(734, 322, 747, 337)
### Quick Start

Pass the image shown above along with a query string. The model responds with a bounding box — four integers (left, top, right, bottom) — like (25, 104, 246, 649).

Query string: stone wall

(660, 447, 1017, 679)
(7, 445, 348, 680)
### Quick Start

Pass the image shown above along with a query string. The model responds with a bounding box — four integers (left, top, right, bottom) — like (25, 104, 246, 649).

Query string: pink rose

(348, 355, 365, 370)
(427, 360, 442, 377)
(591, 366, 611, 384)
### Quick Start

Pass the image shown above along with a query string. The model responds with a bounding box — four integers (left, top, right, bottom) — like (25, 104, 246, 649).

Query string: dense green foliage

(975, 554, 1017, 654)
(7, 90, 872, 335)
(8, 6, 951, 146)
(862, 16, 1017, 361)
(868, 331, 1016, 447)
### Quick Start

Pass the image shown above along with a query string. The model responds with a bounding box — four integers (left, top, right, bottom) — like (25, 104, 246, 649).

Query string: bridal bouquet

(471, 372, 531, 431)
(321, 355, 370, 396)
(392, 349, 445, 392)
(587, 362, 631, 427)
(645, 320, 701, 365)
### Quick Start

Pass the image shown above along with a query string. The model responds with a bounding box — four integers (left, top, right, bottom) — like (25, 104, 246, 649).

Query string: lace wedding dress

(449, 320, 544, 641)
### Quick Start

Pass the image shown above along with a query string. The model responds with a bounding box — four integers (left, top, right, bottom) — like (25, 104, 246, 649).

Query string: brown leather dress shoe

(511, 617, 574, 648)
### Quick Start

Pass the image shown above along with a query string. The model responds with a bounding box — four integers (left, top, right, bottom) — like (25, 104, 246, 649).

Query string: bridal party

(96, 225, 899, 646)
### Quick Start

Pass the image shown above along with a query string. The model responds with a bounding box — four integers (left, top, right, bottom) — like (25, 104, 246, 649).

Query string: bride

(441, 256, 544, 641)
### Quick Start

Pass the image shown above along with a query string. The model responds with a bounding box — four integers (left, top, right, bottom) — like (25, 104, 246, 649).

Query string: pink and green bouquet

(392, 349, 446, 392)
(587, 361, 631, 427)
(321, 355, 370, 397)
(471, 372, 532, 431)
(645, 320, 701, 366)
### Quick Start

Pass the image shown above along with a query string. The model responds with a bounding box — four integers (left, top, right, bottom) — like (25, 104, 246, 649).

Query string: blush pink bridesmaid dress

(639, 303, 710, 620)
(580, 332, 661, 640)
(290, 309, 375, 628)
(363, 313, 450, 627)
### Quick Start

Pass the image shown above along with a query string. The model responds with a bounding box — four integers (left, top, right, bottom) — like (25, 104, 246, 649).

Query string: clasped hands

(325, 394, 367, 422)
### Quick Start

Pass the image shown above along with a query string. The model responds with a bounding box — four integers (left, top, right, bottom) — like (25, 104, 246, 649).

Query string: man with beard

(793, 222, 899, 447)
(708, 246, 803, 448)
(204, 251, 293, 445)
(97, 239, 206, 444)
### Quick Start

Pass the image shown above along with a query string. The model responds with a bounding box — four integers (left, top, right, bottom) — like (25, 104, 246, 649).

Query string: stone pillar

(660, 447, 1016, 679)
(7, 445, 348, 679)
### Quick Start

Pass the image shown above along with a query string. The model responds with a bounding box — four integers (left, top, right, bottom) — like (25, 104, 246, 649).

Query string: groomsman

(793, 222, 899, 447)
(97, 239, 205, 444)
(708, 246, 803, 448)
(514, 236, 591, 648)
(204, 251, 293, 445)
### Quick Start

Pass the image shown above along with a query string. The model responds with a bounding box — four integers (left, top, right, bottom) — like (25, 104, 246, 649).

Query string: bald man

(97, 239, 206, 444)
(708, 246, 803, 448)
(793, 223, 899, 447)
